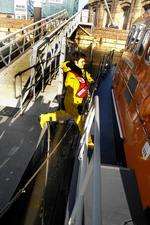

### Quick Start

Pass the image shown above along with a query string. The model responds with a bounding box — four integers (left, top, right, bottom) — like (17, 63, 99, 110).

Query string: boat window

(138, 30, 150, 56)
(132, 29, 140, 43)
(145, 46, 150, 63)
(126, 25, 136, 47)
(133, 29, 144, 51)
(130, 25, 144, 45)
(130, 24, 145, 52)
(124, 74, 138, 104)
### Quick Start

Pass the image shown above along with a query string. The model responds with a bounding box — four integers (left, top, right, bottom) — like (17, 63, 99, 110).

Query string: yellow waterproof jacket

(40, 61, 94, 132)
(65, 71, 82, 105)
(61, 61, 94, 119)
(60, 61, 94, 84)
(82, 70, 94, 84)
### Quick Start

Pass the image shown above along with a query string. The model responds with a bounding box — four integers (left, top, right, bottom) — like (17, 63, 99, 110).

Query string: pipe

(103, 0, 114, 26)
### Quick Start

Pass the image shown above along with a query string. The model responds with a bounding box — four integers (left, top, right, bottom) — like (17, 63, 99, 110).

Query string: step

(101, 165, 146, 225)
(83, 165, 146, 225)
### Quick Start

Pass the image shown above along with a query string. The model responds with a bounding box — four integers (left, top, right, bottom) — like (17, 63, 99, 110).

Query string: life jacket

(76, 76, 89, 98)
(62, 61, 89, 98)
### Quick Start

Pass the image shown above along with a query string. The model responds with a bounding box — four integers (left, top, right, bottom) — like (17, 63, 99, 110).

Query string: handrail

(14, 54, 60, 78)
(0, 8, 94, 68)
(92, 96, 101, 225)
(67, 96, 101, 225)
(66, 50, 115, 225)
(0, 10, 68, 67)
(88, 49, 114, 109)
(14, 54, 60, 114)
(0, 10, 67, 44)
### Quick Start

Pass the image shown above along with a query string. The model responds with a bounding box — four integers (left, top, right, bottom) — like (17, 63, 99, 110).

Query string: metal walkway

(101, 165, 146, 225)
(0, 71, 62, 211)
(0, 95, 52, 210)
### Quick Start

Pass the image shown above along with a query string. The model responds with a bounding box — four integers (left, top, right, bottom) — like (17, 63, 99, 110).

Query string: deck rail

(0, 9, 94, 69)
(14, 54, 60, 114)
(65, 95, 101, 225)
(65, 50, 114, 225)
(0, 10, 68, 68)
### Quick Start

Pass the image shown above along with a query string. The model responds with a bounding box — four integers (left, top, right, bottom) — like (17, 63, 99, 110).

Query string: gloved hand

(77, 99, 89, 115)
(77, 104, 84, 115)
(60, 61, 71, 72)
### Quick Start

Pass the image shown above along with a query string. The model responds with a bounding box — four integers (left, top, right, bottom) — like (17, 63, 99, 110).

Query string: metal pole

(103, 0, 114, 26)
(92, 95, 102, 225)
(33, 70, 36, 102)
(58, 35, 66, 95)
(34, 0, 42, 22)
(68, 159, 94, 225)
(49, 60, 52, 84)
(54, 55, 57, 73)
(41, 62, 45, 92)
(20, 76, 23, 115)
(45, 122, 51, 187)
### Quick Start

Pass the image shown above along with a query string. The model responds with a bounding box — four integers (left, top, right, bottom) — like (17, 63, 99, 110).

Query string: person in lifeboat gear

(40, 51, 94, 146)
(61, 52, 94, 130)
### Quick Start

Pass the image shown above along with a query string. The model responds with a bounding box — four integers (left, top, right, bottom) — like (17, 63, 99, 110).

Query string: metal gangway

(0, 7, 112, 224)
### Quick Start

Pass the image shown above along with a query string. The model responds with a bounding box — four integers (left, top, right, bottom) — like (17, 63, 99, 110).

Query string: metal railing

(14, 53, 60, 114)
(65, 50, 115, 225)
(99, 50, 114, 75)
(65, 95, 101, 225)
(0, 10, 68, 67)
(0, 8, 94, 69)
(89, 50, 114, 109)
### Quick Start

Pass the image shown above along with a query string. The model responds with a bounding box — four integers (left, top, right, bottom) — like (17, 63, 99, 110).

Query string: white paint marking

(8, 146, 20, 156)
(0, 158, 10, 169)
(0, 130, 6, 139)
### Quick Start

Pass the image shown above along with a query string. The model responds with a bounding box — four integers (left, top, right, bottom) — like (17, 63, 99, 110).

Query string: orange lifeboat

(113, 14, 150, 209)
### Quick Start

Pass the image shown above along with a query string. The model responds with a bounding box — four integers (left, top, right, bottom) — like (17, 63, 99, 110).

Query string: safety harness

(76, 76, 89, 98)
(63, 61, 89, 98)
